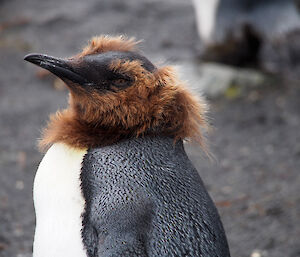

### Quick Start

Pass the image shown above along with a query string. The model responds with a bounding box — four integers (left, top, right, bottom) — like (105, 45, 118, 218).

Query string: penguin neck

(39, 108, 169, 151)
(115, 135, 185, 154)
(38, 108, 121, 150)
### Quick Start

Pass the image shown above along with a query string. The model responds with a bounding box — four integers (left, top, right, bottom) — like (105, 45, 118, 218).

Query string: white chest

(33, 143, 88, 257)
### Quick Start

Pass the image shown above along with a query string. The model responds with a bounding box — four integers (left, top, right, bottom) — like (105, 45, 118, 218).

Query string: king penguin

(24, 35, 231, 257)
(193, 0, 300, 67)
(193, 0, 300, 44)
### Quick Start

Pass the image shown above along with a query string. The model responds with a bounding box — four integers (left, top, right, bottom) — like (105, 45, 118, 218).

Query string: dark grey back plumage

(216, 0, 299, 41)
(80, 136, 230, 257)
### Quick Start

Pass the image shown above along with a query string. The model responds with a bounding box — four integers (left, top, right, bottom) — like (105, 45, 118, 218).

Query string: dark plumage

(81, 136, 230, 257)
(25, 35, 230, 257)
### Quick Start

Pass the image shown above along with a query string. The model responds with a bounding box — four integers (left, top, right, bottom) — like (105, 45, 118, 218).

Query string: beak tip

(23, 53, 87, 85)
(24, 53, 40, 64)
(24, 55, 30, 62)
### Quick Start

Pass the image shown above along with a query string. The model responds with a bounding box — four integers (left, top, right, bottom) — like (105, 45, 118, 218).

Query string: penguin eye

(111, 78, 131, 88)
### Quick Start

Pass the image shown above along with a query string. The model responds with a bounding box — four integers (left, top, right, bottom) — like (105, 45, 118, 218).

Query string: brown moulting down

(76, 35, 140, 58)
(35, 36, 209, 153)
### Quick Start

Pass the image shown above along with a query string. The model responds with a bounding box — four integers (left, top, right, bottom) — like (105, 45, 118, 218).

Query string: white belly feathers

(33, 143, 88, 257)
(192, 0, 219, 44)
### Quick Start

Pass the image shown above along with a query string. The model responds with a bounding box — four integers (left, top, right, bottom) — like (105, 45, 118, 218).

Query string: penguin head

(24, 45, 155, 94)
(24, 36, 208, 151)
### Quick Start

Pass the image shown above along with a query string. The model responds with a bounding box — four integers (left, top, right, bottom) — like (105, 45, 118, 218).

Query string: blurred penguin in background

(193, 0, 300, 70)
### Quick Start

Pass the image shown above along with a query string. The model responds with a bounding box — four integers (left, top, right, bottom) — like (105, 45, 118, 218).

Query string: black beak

(24, 53, 88, 85)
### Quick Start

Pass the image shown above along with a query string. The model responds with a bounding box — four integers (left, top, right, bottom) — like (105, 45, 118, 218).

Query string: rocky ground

(0, 0, 299, 256)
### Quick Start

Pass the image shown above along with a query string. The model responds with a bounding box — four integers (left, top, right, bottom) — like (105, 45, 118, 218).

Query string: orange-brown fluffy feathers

(39, 36, 209, 152)
(77, 35, 139, 57)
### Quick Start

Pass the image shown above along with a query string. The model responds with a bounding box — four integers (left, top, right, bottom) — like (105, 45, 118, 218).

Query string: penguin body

(81, 136, 229, 257)
(25, 36, 231, 257)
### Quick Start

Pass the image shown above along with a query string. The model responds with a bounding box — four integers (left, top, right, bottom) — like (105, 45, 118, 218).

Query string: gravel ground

(0, 0, 299, 256)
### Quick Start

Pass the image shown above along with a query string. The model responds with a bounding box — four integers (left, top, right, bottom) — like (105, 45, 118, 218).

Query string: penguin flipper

(81, 160, 153, 256)
(83, 199, 152, 257)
